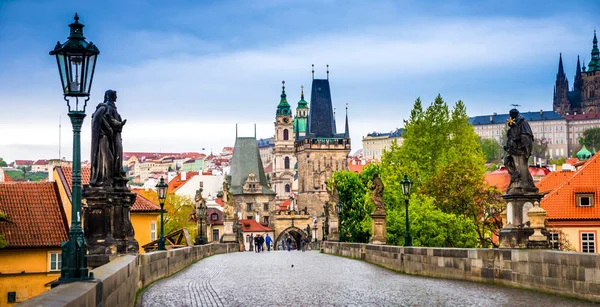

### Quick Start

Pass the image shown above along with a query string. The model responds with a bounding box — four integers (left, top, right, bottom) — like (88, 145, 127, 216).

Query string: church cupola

(294, 85, 308, 137)
(577, 145, 592, 161)
(276, 81, 292, 117)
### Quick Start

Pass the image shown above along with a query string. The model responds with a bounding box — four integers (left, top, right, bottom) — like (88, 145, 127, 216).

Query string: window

(285, 184, 291, 193)
(151, 222, 157, 241)
(581, 232, 595, 253)
(211, 213, 218, 221)
(49, 252, 62, 272)
(284, 157, 290, 169)
(246, 203, 253, 212)
(7, 292, 16, 303)
(247, 216, 253, 220)
(577, 194, 594, 207)
(212, 229, 220, 242)
(263, 216, 269, 225)
(283, 129, 289, 140)
(263, 203, 269, 211)
(549, 232, 560, 249)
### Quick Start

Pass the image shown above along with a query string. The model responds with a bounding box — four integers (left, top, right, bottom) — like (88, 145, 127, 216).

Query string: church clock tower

(273, 81, 296, 203)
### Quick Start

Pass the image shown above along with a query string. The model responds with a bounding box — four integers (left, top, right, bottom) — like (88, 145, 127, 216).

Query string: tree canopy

(477, 137, 502, 163)
(162, 194, 197, 239)
(0, 157, 7, 167)
(580, 127, 600, 150)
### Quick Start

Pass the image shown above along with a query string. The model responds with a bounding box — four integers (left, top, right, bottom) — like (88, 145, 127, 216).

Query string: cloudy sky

(0, 0, 598, 162)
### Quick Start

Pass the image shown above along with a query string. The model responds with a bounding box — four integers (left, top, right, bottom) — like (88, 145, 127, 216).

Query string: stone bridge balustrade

(322, 242, 600, 303)
(19, 243, 238, 307)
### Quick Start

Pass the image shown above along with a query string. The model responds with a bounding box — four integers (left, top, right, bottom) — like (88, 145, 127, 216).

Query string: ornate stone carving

(503, 108, 538, 194)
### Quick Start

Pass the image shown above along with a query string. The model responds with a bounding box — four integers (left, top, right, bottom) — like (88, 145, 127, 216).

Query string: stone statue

(326, 180, 340, 215)
(503, 109, 538, 194)
(223, 180, 235, 220)
(371, 172, 385, 213)
(90, 90, 127, 187)
(306, 224, 312, 241)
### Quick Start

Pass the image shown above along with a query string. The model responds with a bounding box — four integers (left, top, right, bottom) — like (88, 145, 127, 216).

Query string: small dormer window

(577, 193, 594, 207)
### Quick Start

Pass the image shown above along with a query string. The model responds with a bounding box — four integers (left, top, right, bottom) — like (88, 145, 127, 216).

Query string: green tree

(0, 157, 7, 167)
(477, 137, 502, 163)
(550, 157, 567, 165)
(0, 211, 7, 248)
(386, 194, 477, 247)
(333, 170, 370, 243)
(580, 127, 600, 150)
(161, 194, 197, 239)
(531, 138, 549, 163)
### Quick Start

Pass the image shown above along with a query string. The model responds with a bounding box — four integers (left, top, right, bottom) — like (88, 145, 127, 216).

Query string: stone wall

(20, 243, 237, 307)
(323, 242, 600, 303)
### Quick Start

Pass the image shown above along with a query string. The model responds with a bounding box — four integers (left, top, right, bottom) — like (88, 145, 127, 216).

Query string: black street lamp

(155, 177, 168, 251)
(320, 213, 326, 241)
(401, 174, 413, 247)
(313, 217, 318, 243)
(50, 13, 99, 283)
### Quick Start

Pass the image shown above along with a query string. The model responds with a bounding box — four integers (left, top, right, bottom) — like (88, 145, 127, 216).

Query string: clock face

(283, 117, 290, 123)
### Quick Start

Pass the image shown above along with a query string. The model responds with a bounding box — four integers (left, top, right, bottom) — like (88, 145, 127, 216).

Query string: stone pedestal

(527, 204, 550, 249)
(370, 213, 386, 245)
(83, 183, 139, 267)
(499, 193, 542, 249)
(221, 220, 236, 243)
(328, 217, 339, 241)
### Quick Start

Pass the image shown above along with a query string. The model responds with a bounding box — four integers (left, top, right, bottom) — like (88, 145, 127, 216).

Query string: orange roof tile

(566, 158, 579, 165)
(541, 154, 600, 220)
(484, 172, 511, 192)
(537, 171, 577, 193)
(215, 197, 224, 207)
(277, 199, 290, 211)
(130, 190, 161, 212)
(57, 167, 160, 213)
(240, 219, 273, 232)
(3, 173, 13, 182)
(0, 182, 68, 248)
(168, 171, 199, 193)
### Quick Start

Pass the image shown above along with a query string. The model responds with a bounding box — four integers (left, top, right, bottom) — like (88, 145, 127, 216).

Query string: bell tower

(273, 81, 296, 203)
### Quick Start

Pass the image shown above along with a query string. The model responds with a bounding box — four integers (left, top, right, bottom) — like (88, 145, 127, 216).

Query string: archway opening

(275, 227, 308, 251)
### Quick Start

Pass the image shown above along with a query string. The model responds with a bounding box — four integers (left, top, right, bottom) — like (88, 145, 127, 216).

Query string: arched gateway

(275, 226, 309, 250)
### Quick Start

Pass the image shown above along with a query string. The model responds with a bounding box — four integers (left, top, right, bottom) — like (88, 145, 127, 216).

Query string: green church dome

(577, 145, 592, 160)
(276, 81, 291, 116)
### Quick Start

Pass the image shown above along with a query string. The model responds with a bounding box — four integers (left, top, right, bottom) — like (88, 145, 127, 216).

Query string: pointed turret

(276, 81, 292, 116)
(294, 85, 308, 137)
(344, 103, 349, 139)
(588, 29, 599, 72)
(557, 53, 566, 78)
(574, 55, 583, 91)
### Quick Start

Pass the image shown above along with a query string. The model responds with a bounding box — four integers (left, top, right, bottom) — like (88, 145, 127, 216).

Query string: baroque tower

(582, 29, 600, 114)
(295, 66, 351, 216)
(272, 81, 296, 203)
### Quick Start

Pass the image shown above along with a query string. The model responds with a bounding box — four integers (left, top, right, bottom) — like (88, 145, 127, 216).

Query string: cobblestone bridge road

(140, 251, 593, 307)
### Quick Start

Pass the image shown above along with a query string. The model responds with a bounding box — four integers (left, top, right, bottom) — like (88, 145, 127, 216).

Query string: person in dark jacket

(254, 235, 260, 253)
(258, 235, 265, 252)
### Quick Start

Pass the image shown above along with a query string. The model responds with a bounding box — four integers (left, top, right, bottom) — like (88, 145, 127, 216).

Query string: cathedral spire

(574, 55, 583, 91)
(557, 53, 565, 77)
(588, 29, 599, 71)
(344, 103, 349, 139)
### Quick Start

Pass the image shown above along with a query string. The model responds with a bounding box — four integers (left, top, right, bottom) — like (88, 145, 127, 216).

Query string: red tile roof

(566, 158, 579, 165)
(563, 113, 600, 120)
(168, 171, 199, 193)
(57, 166, 160, 213)
(207, 208, 223, 225)
(0, 182, 68, 248)
(537, 171, 577, 193)
(484, 166, 550, 192)
(3, 172, 13, 182)
(33, 159, 48, 165)
(130, 190, 161, 212)
(14, 160, 34, 165)
(541, 154, 600, 220)
(239, 219, 273, 232)
(277, 199, 290, 211)
(215, 197, 224, 207)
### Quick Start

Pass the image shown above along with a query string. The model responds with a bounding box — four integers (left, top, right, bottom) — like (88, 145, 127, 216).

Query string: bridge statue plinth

(370, 213, 386, 245)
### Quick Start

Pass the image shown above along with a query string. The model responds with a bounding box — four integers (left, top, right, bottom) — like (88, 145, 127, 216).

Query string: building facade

(361, 128, 404, 161)
(553, 31, 600, 115)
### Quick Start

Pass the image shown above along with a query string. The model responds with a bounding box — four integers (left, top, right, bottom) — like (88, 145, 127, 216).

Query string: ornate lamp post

(50, 13, 99, 283)
(320, 213, 326, 241)
(155, 177, 168, 251)
(401, 174, 413, 247)
(313, 217, 318, 243)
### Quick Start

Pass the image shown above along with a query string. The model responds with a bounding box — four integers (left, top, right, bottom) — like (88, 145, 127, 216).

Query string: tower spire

(276, 80, 291, 116)
(326, 64, 329, 80)
(344, 103, 349, 139)
(312, 64, 314, 80)
(575, 55, 583, 91)
(300, 85, 304, 100)
(588, 28, 599, 71)
(557, 53, 565, 77)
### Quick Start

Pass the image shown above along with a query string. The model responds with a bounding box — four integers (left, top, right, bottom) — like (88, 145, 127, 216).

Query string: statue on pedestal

(370, 172, 387, 245)
(84, 90, 138, 266)
(503, 108, 538, 194)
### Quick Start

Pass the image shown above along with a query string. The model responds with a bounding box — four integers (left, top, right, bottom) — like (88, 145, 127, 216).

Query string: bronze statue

(371, 172, 385, 213)
(504, 109, 538, 194)
(90, 90, 127, 187)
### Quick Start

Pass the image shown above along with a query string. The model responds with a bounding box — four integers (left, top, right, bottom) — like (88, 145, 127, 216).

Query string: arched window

(283, 129, 289, 140)
(285, 184, 290, 193)
(284, 157, 290, 169)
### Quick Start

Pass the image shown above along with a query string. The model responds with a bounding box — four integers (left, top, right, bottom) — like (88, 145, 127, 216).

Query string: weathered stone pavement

(140, 250, 594, 307)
